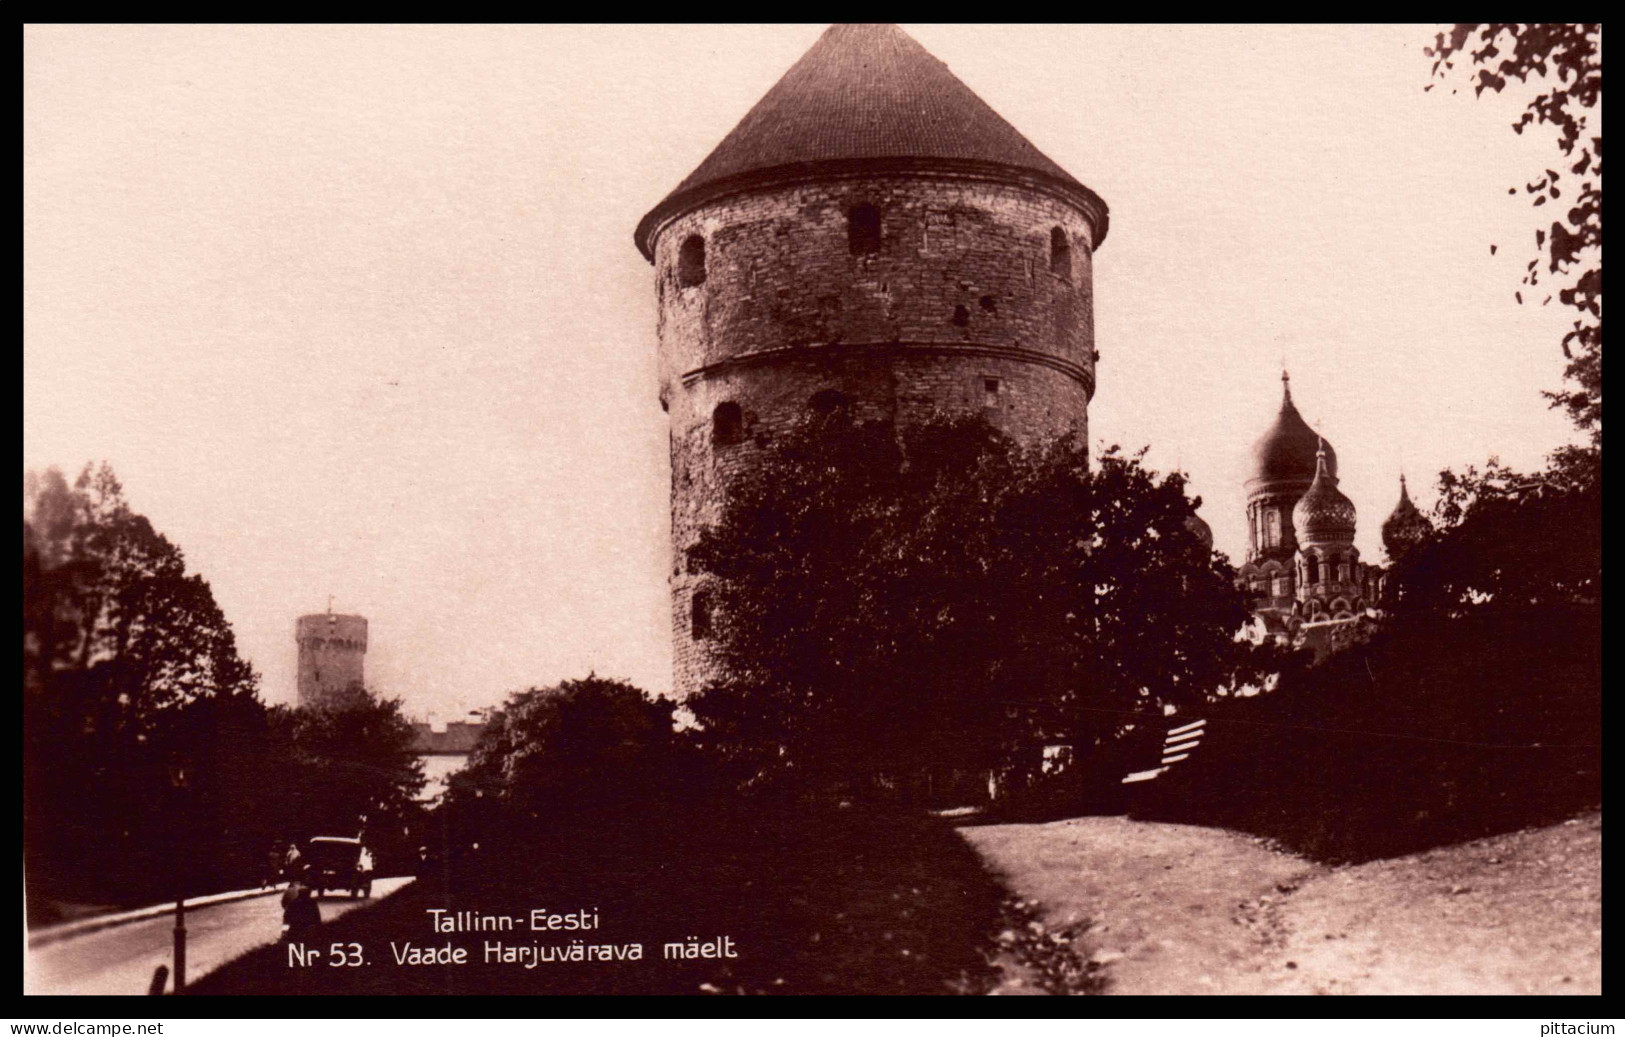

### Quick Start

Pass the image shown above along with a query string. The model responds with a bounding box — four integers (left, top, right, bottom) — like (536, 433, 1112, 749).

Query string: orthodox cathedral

(1235, 372, 1431, 651)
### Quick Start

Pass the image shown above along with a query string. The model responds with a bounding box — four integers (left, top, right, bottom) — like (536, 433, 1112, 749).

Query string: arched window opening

(848, 204, 882, 255)
(712, 402, 743, 447)
(1264, 509, 1281, 548)
(1050, 227, 1072, 280)
(1305, 555, 1319, 583)
(677, 234, 707, 288)
(691, 589, 713, 641)
(808, 389, 849, 418)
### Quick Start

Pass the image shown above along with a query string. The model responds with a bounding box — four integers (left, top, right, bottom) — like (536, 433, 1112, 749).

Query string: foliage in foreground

(24, 464, 424, 916)
(1136, 445, 1602, 862)
(1426, 23, 1602, 439)
(194, 803, 1019, 995)
(684, 417, 1260, 795)
(438, 675, 702, 841)
(1134, 602, 1601, 863)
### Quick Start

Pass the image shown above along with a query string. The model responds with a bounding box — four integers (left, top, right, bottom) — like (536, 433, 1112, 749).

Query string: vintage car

(304, 835, 373, 898)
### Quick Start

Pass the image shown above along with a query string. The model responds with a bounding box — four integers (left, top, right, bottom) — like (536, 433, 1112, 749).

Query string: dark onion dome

(635, 24, 1109, 260)
(1184, 512, 1214, 551)
(1293, 440, 1357, 545)
(1381, 474, 1432, 560)
(1248, 372, 1336, 488)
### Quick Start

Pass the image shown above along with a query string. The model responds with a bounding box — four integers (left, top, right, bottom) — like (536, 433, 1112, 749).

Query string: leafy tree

(684, 417, 1257, 792)
(24, 464, 261, 718)
(24, 463, 268, 908)
(1387, 448, 1601, 615)
(273, 683, 426, 852)
(1426, 24, 1602, 439)
(439, 676, 685, 850)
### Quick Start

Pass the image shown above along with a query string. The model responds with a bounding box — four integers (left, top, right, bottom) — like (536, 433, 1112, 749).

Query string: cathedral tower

(1241, 372, 1334, 609)
(637, 24, 1110, 695)
(1292, 439, 1363, 622)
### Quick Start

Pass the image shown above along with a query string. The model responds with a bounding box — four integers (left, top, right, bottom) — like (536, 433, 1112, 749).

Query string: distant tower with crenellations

(295, 603, 368, 708)
(636, 24, 1110, 695)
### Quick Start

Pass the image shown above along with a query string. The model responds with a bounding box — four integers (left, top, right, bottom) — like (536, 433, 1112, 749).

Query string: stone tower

(636, 24, 1110, 695)
(295, 609, 368, 708)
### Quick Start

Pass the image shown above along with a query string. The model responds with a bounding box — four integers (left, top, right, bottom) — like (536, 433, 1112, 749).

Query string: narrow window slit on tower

(983, 378, 1000, 406)
(678, 234, 707, 287)
(1050, 226, 1072, 280)
(691, 589, 713, 640)
(848, 203, 882, 255)
(952, 305, 970, 327)
(712, 401, 743, 446)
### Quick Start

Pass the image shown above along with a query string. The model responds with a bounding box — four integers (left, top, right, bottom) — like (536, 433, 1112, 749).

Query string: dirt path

(960, 811, 1601, 995)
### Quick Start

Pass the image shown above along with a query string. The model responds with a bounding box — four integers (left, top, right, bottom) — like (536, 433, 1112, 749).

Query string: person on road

(282, 840, 305, 882)
(263, 841, 285, 888)
(280, 872, 321, 944)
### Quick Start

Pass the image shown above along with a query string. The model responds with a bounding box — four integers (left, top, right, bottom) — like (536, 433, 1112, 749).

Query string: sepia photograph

(23, 23, 1601, 1001)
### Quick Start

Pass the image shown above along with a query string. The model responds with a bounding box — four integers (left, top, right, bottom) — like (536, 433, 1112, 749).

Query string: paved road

(24, 877, 414, 996)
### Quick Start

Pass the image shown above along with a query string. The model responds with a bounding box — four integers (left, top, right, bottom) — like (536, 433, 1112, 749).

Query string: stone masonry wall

(652, 174, 1099, 696)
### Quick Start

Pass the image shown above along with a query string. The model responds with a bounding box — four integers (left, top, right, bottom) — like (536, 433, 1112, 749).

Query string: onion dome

(1184, 511, 1214, 551)
(1248, 372, 1336, 488)
(1293, 439, 1356, 545)
(635, 24, 1108, 260)
(1381, 474, 1432, 561)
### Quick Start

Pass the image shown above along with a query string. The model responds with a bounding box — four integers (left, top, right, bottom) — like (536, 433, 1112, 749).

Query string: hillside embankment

(961, 810, 1601, 995)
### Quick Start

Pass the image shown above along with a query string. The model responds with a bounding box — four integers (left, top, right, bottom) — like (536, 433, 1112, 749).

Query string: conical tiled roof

(636, 24, 1108, 259)
(1294, 441, 1357, 546)
(1248, 373, 1336, 488)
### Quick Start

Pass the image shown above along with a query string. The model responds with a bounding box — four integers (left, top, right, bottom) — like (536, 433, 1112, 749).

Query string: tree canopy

(443, 675, 683, 832)
(1389, 447, 1601, 617)
(270, 683, 425, 844)
(683, 417, 1259, 791)
(1427, 23, 1602, 439)
(24, 464, 427, 913)
(24, 464, 261, 720)
(24, 464, 270, 908)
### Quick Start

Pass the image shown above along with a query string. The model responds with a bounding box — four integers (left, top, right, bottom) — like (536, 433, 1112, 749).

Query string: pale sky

(24, 25, 1584, 712)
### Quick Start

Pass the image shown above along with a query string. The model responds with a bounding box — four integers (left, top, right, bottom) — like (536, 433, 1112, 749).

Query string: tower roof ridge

(636, 23, 1107, 259)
